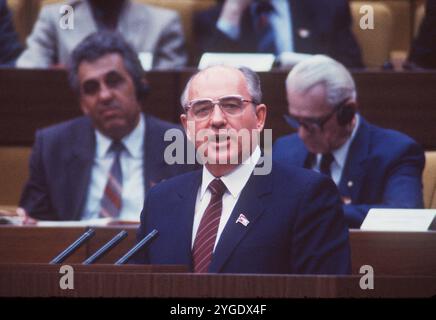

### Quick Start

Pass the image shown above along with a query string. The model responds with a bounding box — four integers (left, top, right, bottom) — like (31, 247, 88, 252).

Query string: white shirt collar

(318, 114, 360, 169)
(95, 113, 145, 158)
(200, 146, 261, 200)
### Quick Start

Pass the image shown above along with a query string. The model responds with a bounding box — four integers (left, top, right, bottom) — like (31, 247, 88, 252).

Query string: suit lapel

(174, 171, 202, 269)
(66, 118, 95, 220)
(143, 115, 166, 191)
(289, 0, 317, 52)
(339, 118, 371, 203)
(72, 0, 98, 36)
(295, 141, 310, 167)
(209, 170, 273, 273)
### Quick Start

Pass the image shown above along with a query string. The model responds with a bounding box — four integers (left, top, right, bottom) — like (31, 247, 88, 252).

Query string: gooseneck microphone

(115, 229, 158, 265)
(50, 228, 96, 264)
(82, 230, 128, 265)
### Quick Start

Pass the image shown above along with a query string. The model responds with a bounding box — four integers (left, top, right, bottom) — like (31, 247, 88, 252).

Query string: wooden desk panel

(1, 226, 435, 276)
(0, 264, 434, 297)
(350, 230, 436, 275)
(0, 226, 138, 264)
(1, 69, 436, 149)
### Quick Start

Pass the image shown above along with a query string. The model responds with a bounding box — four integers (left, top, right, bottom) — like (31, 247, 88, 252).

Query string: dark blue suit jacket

(273, 117, 425, 228)
(193, 0, 363, 68)
(136, 161, 351, 274)
(20, 114, 194, 220)
(0, 0, 22, 66)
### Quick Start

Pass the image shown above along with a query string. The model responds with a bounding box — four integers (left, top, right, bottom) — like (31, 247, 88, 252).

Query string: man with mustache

(18, 32, 192, 221)
(136, 65, 351, 274)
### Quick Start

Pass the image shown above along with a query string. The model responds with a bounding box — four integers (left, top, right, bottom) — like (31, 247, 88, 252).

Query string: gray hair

(69, 31, 148, 102)
(180, 66, 262, 110)
(286, 55, 357, 107)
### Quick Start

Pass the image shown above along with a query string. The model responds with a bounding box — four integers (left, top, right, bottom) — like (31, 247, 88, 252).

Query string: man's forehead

(189, 66, 247, 98)
(78, 53, 127, 81)
(288, 87, 332, 119)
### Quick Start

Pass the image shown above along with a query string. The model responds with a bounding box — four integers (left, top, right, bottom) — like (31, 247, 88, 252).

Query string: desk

(0, 263, 435, 297)
(1, 69, 436, 149)
(1, 226, 435, 276)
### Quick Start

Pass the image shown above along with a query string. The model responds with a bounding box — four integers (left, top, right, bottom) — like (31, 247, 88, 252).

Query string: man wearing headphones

(273, 55, 425, 228)
(19, 32, 193, 222)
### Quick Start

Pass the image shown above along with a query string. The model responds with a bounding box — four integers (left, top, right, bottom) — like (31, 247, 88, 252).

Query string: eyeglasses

(184, 95, 256, 120)
(284, 101, 344, 133)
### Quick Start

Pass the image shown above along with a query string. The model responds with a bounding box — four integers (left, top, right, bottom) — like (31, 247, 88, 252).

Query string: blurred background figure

(407, 0, 436, 69)
(273, 55, 425, 228)
(16, 0, 187, 69)
(0, 0, 23, 66)
(193, 0, 363, 68)
(18, 32, 193, 221)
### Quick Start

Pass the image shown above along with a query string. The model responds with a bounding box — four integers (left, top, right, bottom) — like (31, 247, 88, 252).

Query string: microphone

(115, 229, 158, 265)
(82, 230, 128, 265)
(50, 228, 96, 264)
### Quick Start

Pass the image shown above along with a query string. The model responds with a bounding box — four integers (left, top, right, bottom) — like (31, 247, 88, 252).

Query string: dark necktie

(254, 1, 277, 54)
(99, 141, 124, 218)
(192, 178, 227, 273)
(320, 153, 334, 177)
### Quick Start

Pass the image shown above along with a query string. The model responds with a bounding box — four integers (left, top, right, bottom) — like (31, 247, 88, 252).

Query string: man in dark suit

(0, 0, 22, 66)
(273, 55, 425, 229)
(407, 0, 436, 69)
(193, 0, 363, 68)
(19, 32, 192, 221)
(136, 65, 350, 274)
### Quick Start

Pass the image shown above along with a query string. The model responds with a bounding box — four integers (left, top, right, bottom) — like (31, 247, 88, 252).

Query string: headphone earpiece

(336, 102, 355, 126)
(135, 79, 150, 103)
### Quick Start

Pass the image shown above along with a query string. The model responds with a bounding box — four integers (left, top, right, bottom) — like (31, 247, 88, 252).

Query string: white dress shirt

(81, 113, 145, 221)
(313, 115, 360, 185)
(192, 146, 261, 250)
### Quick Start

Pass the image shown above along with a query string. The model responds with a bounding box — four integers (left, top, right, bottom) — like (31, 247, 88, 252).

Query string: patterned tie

(254, 1, 277, 54)
(192, 178, 227, 273)
(320, 153, 334, 177)
(99, 141, 124, 218)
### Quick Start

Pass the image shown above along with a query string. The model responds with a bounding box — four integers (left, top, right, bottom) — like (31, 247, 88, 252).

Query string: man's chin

(100, 123, 129, 140)
(305, 143, 325, 154)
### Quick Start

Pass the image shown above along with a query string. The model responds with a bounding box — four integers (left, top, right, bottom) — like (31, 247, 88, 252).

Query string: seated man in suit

(407, 0, 436, 69)
(0, 0, 23, 66)
(193, 0, 363, 68)
(16, 0, 187, 69)
(136, 65, 351, 274)
(19, 31, 193, 221)
(273, 55, 425, 228)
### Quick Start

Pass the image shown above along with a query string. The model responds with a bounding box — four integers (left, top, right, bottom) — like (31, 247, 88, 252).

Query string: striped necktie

(192, 178, 227, 273)
(99, 141, 124, 218)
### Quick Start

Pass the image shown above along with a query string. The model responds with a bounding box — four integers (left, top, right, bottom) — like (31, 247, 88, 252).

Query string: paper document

(361, 209, 436, 231)
(198, 53, 276, 72)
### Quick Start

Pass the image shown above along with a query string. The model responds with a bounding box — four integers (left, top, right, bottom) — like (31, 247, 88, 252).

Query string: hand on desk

(0, 207, 38, 225)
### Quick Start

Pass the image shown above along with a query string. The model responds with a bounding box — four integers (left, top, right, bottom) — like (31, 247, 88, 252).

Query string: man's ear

(180, 113, 195, 143)
(140, 76, 150, 97)
(80, 99, 89, 115)
(180, 113, 187, 131)
(255, 104, 267, 131)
